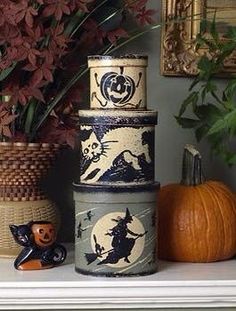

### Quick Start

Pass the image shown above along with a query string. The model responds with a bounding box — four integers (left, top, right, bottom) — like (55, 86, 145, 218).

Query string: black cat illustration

(80, 128, 152, 183)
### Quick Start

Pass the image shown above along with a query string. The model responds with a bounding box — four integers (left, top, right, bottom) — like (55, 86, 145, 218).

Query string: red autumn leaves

(126, 0, 156, 26)
(43, 0, 71, 21)
(0, 0, 156, 146)
(11, 0, 38, 28)
(0, 104, 17, 138)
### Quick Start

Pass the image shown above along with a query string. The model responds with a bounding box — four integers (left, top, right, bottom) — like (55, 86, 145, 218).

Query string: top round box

(88, 55, 148, 110)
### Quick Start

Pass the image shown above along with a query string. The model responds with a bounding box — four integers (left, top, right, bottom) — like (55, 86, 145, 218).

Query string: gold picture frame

(161, 0, 236, 76)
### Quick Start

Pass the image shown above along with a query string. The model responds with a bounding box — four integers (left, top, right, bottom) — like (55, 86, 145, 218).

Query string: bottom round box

(73, 183, 159, 277)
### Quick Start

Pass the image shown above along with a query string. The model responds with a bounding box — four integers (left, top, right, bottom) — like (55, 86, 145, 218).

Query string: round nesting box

(88, 55, 148, 109)
(73, 183, 159, 277)
(77, 109, 158, 186)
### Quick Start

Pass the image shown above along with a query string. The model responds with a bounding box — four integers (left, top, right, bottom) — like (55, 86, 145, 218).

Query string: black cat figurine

(9, 221, 67, 270)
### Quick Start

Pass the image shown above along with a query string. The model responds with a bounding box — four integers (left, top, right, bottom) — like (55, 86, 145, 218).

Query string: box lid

(78, 110, 158, 125)
(73, 183, 160, 203)
(88, 54, 148, 67)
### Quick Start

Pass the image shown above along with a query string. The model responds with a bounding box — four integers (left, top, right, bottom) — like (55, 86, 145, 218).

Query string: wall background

(49, 0, 236, 242)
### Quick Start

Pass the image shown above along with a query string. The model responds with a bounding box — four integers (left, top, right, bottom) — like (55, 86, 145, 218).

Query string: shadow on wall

(41, 147, 78, 242)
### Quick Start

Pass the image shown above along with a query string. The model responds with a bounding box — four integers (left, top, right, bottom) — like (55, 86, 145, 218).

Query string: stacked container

(73, 55, 158, 277)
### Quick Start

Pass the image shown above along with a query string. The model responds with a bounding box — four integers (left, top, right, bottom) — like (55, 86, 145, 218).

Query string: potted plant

(176, 17, 236, 165)
(0, 0, 156, 256)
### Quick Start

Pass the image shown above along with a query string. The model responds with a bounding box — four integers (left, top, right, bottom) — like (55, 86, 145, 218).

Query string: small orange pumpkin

(31, 222, 56, 248)
(158, 144, 236, 263)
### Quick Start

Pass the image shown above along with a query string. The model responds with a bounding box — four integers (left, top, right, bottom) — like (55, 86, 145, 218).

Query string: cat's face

(9, 224, 32, 247)
(81, 132, 103, 163)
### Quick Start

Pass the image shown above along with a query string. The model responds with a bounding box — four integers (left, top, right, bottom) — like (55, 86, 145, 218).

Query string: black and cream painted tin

(73, 183, 159, 277)
(88, 55, 148, 110)
(77, 110, 158, 186)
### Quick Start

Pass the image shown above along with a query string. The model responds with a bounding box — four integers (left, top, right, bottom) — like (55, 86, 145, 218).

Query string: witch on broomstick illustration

(85, 208, 147, 265)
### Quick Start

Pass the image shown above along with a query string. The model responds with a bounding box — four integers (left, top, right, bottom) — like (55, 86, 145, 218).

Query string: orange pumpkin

(158, 144, 236, 262)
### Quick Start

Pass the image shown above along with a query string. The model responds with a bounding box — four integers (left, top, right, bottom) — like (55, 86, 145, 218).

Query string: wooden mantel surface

(0, 246, 236, 310)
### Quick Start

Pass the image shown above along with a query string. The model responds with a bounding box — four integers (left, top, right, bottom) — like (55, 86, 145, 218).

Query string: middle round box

(77, 110, 157, 186)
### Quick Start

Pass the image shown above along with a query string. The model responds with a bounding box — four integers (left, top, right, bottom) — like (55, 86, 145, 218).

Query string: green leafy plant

(177, 17, 236, 165)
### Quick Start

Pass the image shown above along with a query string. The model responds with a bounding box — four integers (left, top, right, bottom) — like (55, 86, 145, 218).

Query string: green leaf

(189, 76, 201, 91)
(102, 23, 161, 54)
(24, 100, 37, 136)
(208, 109, 236, 135)
(0, 62, 17, 82)
(64, 10, 85, 36)
(192, 103, 224, 142)
(195, 124, 210, 142)
(193, 104, 222, 122)
(97, 5, 122, 29)
(208, 129, 226, 147)
(196, 35, 217, 53)
(66, 0, 110, 38)
(211, 91, 223, 105)
(178, 92, 198, 117)
(207, 119, 225, 135)
(201, 81, 217, 103)
(210, 140, 236, 166)
(223, 79, 236, 101)
(175, 116, 200, 128)
(200, 19, 210, 34)
(195, 34, 206, 49)
(225, 26, 236, 41)
(210, 12, 219, 44)
(206, 80, 217, 93)
(220, 40, 236, 54)
(196, 55, 218, 82)
(197, 56, 214, 73)
(226, 154, 236, 165)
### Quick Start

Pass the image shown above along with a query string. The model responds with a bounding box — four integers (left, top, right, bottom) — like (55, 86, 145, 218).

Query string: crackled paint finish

(88, 57, 147, 109)
(78, 110, 157, 186)
(78, 124, 156, 186)
(74, 187, 158, 277)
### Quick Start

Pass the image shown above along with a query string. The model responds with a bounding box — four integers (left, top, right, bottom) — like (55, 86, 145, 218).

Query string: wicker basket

(0, 142, 61, 257)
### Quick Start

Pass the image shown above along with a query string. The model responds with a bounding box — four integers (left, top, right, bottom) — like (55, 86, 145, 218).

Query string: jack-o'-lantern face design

(100, 71, 135, 106)
(31, 222, 56, 247)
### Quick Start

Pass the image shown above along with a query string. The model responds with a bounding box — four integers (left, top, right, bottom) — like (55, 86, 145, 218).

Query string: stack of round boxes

(73, 55, 159, 277)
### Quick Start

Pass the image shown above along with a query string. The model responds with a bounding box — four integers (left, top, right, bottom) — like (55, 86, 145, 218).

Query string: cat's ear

(27, 221, 34, 228)
(89, 132, 98, 141)
(80, 129, 93, 141)
(9, 225, 18, 236)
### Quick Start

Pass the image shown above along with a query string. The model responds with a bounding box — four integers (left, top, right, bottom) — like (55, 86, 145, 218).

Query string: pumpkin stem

(181, 144, 204, 186)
